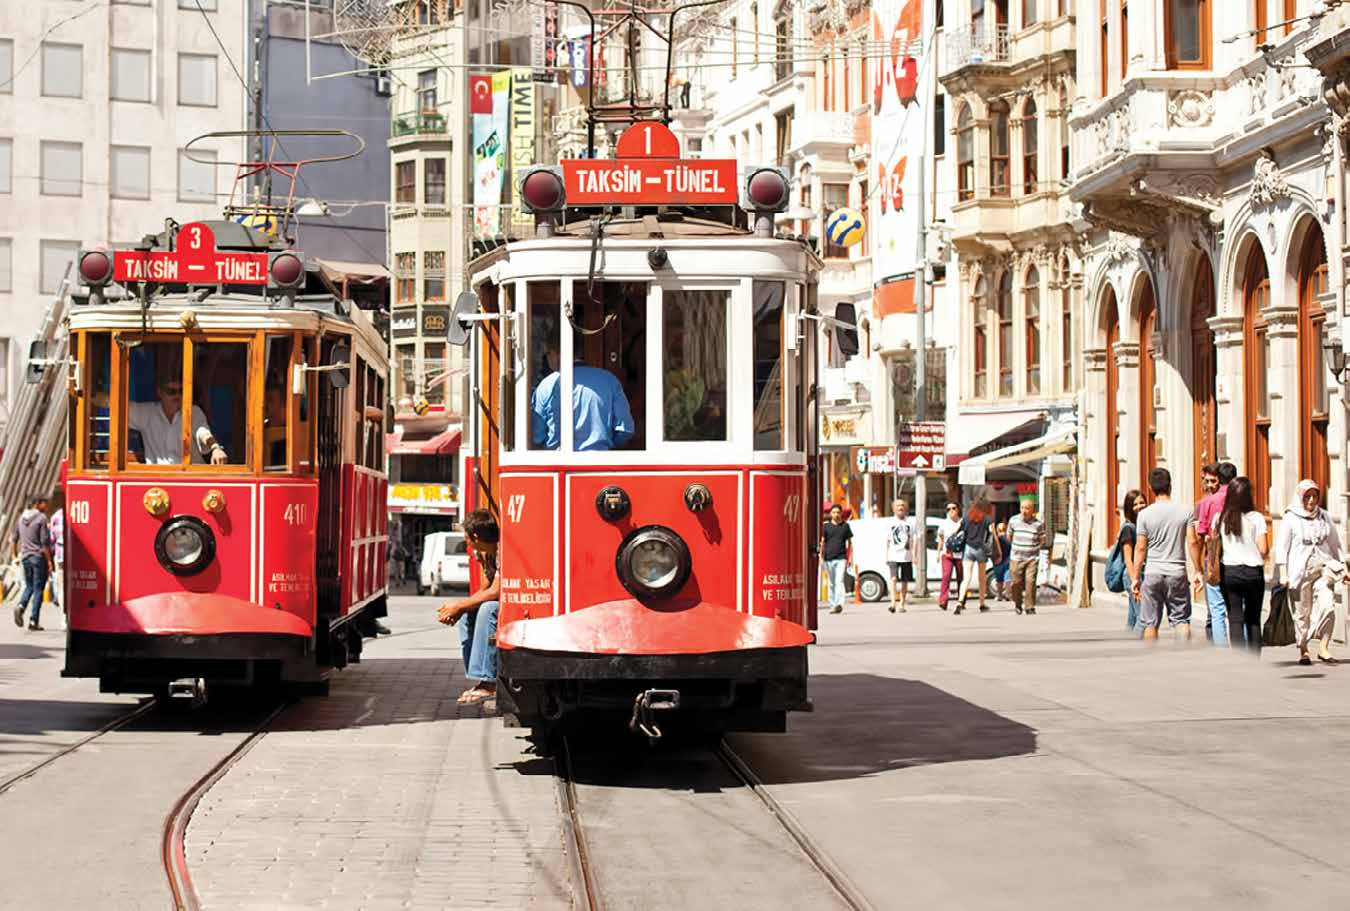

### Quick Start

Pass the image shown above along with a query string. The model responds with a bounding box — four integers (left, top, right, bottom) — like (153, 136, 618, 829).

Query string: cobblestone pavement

(186, 598, 571, 911)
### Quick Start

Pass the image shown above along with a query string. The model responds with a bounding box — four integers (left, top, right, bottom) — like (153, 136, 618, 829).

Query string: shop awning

(385, 428, 461, 455)
(313, 258, 390, 286)
(946, 410, 1047, 462)
(957, 427, 1076, 485)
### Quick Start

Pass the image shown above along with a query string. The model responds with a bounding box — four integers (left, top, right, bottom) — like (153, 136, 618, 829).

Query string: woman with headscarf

(1275, 480, 1344, 665)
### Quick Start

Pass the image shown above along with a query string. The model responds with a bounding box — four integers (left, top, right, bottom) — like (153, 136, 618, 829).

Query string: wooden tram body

(466, 126, 824, 733)
(58, 220, 389, 694)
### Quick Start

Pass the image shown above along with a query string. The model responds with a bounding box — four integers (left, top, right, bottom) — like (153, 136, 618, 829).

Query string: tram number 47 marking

(783, 494, 801, 525)
(506, 494, 525, 524)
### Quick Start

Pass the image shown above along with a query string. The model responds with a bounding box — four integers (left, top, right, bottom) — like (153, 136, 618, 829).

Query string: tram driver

(530, 345, 635, 452)
(124, 377, 229, 465)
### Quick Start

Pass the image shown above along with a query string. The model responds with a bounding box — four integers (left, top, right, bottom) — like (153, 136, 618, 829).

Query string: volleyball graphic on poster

(825, 208, 866, 248)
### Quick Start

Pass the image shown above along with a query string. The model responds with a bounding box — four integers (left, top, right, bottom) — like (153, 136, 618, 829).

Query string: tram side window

(526, 282, 560, 451)
(192, 340, 249, 465)
(501, 283, 515, 452)
(752, 281, 786, 450)
(663, 289, 728, 443)
(354, 355, 368, 467)
(263, 335, 291, 470)
(123, 342, 186, 465)
(85, 333, 113, 467)
(570, 281, 645, 451)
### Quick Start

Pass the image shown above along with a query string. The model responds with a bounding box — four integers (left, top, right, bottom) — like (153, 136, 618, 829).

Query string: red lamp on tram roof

(743, 167, 790, 238)
(78, 250, 113, 288)
(268, 252, 305, 291)
(519, 167, 566, 213)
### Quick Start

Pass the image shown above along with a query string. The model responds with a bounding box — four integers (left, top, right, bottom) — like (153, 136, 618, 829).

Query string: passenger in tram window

(436, 509, 500, 705)
(124, 377, 228, 465)
(529, 344, 635, 451)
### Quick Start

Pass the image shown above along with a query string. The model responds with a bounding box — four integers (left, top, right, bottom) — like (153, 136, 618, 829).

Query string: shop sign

(821, 414, 864, 445)
(854, 446, 896, 474)
(421, 306, 450, 335)
(388, 484, 459, 515)
(390, 313, 419, 338)
(896, 421, 946, 470)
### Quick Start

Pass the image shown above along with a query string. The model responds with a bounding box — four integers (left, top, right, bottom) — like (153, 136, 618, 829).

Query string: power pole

(911, 26, 930, 598)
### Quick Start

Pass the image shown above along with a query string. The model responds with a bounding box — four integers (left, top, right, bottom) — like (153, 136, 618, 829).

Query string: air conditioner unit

(376, 74, 393, 97)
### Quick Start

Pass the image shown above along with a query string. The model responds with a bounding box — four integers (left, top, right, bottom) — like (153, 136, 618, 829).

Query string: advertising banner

(510, 69, 536, 231)
(473, 71, 513, 238)
(870, 0, 926, 284)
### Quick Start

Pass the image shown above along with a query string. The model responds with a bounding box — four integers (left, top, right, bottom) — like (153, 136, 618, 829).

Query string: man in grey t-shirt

(1131, 467, 1194, 640)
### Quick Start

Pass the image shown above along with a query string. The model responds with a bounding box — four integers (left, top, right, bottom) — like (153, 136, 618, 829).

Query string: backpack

(944, 525, 966, 555)
(1105, 523, 1132, 593)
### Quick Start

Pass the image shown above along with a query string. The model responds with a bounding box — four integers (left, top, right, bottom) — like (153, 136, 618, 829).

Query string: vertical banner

(570, 36, 591, 88)
(511, 69, 536, 232)
(870, 0, 925, 284)
(473, 71, 513, 239)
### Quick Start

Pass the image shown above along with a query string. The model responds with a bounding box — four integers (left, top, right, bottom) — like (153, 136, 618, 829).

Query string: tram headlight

(154, 516, 217, 576)
(616, 525, 691, 600)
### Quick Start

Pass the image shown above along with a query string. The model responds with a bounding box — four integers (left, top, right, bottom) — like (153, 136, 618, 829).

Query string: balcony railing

(392, 110, 449, 137)
(943, 24, 1011, 69)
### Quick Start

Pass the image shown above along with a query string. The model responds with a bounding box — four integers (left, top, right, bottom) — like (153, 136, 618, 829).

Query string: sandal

(457, 687, 495, 705)
(1316, 655, 1339, 665)
(1298, 655, 1313, 666)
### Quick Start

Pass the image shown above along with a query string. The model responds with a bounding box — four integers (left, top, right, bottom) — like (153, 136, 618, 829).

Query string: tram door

(475, 282, 503, 517)
(802, 284, 821, 631)
(315, 335, 343, 621)
(571, 281, 647, 449)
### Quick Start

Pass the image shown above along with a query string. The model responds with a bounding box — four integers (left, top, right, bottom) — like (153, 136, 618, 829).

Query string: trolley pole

(911, 73, 930, 598)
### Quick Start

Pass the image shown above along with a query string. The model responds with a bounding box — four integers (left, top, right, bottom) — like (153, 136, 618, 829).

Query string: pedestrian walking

(955, 500, 1000, 614)
(1132, 468, 1194, 641)
(1218, 477, 1268, 654)
(12, 494, 53, 631)
(1115, 489, 1146, 633)
(989, 523, 1011, 601)
(936, 503, 964, 611)
(820, 504, 853, 614)
(437, 509, 502, 704)
(1007, 499, 1047, 615)
(1275, 479, 1343, 666)
(886, 498, 918, 614)
(48, 501, 65, 631)
(1188, 461, 1237, 645)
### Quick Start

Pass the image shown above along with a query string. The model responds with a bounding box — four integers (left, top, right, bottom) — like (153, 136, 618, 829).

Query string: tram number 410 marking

(69, 500, 91, 524)
(783, 494, 801, 525)
(283, 503, 308, 526)
(506, 494, 525, 524)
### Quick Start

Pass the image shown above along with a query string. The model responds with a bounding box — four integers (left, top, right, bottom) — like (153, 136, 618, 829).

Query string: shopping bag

(1262, 585, 1296, 648)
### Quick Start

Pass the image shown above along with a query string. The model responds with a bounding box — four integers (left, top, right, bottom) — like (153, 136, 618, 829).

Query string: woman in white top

(1275, 479, 1344, 665)
(1217, 477, 1268, 654)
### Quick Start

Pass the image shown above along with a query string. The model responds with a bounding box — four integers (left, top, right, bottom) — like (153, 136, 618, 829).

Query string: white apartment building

(0, 0, 247, 435)
(1069, 0, 1343, 571)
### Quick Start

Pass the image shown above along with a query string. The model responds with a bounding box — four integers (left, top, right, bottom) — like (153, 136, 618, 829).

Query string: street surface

(0, 591, 1347, 909)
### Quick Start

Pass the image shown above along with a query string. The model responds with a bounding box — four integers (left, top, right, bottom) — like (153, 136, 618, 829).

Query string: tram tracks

(555, 735, 875, 911)
(0, 697, 158, 798)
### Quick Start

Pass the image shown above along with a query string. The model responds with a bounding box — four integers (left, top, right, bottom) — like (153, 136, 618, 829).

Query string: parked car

(844, 516, 945, 602)
(418, 531, 471, 595)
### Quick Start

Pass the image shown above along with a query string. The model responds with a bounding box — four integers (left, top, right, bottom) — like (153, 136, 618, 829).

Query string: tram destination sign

(896, 421, 946, 471)
(561, 120, 738, 206)
(113, 222, 269, 285)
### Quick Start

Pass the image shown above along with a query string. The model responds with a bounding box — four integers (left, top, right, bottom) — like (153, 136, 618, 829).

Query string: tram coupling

(628, 689, 681, 741)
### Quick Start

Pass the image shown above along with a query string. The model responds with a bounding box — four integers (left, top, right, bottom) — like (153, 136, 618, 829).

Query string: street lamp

(1322, 332, 1347, 384)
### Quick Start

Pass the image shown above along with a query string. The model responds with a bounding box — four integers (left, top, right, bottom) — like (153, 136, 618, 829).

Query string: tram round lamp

(154, 516, 216, 577)
(615, 525, 691, 600)
(79, 250, 112, 286)
(270, 253, 304, 288)
(745, 168, 790, 212)
(521, 168, 566, 213)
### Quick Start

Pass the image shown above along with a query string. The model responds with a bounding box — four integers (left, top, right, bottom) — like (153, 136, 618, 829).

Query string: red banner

(113, 222, 268, 285)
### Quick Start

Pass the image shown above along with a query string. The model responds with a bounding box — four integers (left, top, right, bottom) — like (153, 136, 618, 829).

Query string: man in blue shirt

(530, 357, 636, 451)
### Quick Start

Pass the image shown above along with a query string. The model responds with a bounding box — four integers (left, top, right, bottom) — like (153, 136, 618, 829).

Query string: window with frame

(0, 40, 12, 95)
(775, 107, 793, 166)
(111, 48, 152, 102)
(1024, 266, 1041, 394)
(424, 158, 446, 205)
(990, 102, 1011, 196)
(84, 333, 112, 467)
(957, 104, 974, 201)
(752, 281, 786, 450)
(933, 93, 946, 157)
(0, 138, 11, 194)
(180, 0, 218, 9)
(417, 69, 437, 111)
(111, 146, 151, 199)
(1099, 0, 1109, 96)
(1254, 0, 1268, 43)
(178, 148, 215, 202)
(0, 337, 8, 412)
(41, 43, 82, 98)
(395, 252, 415, 303)
(40, 240, 80, 294)
(997, 272, 1013, 396)
(1165, 0, 1209, 69)
(263, 335, 293, 470)
(423, 250, 446, 300)
(1284, 0, 1296, 35)
(664, 289, 729, 443)
(822, 184, 850, 258)
(178, 53, 217, 107)
(41, 141, 82, 197)
(821, 53, 831, 111)
(973, 277, 988, 397)
(0, 237, 11, 291)
(1061, 261, 1075, 391)
(730, 16, 738, 78)
(774, 11, 793, 82)
(423, 343, 446, 404)
(526, 282, 561, 451)
(1059, 85, 1071, 178)
(1023, 0, 1039, 27)
(395, 160, 416, 203)
(1120, 0, 1129, 79)
(396, 344, 416, 399)
(1021, 99, 1038, 194)
(1242, 249, 1271, 512)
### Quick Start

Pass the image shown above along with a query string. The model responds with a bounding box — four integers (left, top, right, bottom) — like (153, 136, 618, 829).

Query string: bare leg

(898, 581, 908, 612)
(977, 564, 988, 608)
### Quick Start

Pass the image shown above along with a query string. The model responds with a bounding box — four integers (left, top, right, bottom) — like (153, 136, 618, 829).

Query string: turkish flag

(469, 75, 493, 114)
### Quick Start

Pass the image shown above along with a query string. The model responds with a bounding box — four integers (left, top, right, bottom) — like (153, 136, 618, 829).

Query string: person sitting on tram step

(437, 509, 501, 706)
(530, 346, 635, 452)
(103, 376, 229, 465)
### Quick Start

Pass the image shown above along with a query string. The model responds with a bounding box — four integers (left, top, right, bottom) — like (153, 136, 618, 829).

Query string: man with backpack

(937, 502, 964, 610)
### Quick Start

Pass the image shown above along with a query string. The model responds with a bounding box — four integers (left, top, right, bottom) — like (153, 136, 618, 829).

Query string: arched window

(997, 271, 1014, 396)
(1138, 280, 1158, 485)
(990, 101, 1011, 196)
(1242, 245, 1271, 512)
(1297, 223, 1330, 501)
(1025, 266, 1041, 394)
(1165, 0, 1210, 69)
(1190, 260, 1217, 499)
(957, 105, 975, 201)
(1103, 286, 1121, 539)
(1021, 98, 1039, 194)
(973, 276, 989, 396)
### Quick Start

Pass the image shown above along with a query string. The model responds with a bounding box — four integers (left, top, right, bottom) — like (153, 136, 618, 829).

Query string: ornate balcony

(943, 25, 1010, 71)
(392, 110, 449, 138)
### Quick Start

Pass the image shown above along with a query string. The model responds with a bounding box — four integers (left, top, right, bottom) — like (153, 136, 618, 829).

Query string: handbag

(1201, 531, 1222, 586)
(1104, 524, 1130, 593)
(1262, 585, 1296, 648)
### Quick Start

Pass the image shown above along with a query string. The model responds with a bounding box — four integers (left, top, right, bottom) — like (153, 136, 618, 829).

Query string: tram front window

(85, 333, 112, 467)
(263, 335, 291, 469)
(663, 290, 728, 442)
(192, 340, 249, 465)
(752, 281, 786, 450)
(526, 282, 560, 452)
(122, 339, 245, 466)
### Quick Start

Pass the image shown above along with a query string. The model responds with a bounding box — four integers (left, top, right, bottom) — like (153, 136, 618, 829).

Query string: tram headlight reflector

(154, 516, 216, 576)
(616, 525, 691, 600)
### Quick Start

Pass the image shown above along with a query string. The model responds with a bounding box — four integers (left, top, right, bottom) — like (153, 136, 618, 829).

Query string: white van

(418, 531, 471, 595)
(844, 516, 945, 602)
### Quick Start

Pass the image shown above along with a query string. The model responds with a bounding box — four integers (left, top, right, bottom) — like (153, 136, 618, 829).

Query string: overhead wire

(0, 0, 106, 91)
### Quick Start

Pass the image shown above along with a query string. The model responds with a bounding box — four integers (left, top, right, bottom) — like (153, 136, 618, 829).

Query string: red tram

(46, 215, 389, 696)
(462, 123, 822, 735)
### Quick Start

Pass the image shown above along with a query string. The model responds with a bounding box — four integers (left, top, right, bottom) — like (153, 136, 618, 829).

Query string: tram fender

(81, 592, 314, 638)
(496, 598, 813, 655)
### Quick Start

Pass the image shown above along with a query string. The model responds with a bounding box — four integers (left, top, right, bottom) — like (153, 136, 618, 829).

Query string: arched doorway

(1137, 279, 1159, 489)
(1190, 259, 1217, 499)
(1296, 221, 1330, 502)
(1103, 286, 1120, 540)
(1242, 244, 1271, 512)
